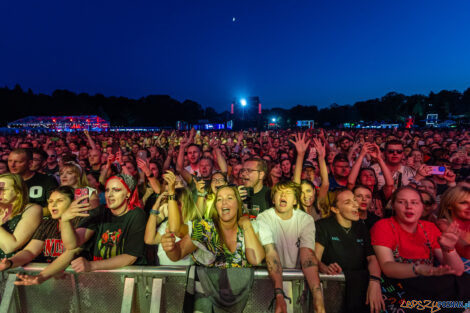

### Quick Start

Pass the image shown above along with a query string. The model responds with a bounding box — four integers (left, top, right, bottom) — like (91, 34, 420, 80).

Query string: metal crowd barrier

(0, 263, 345, 313)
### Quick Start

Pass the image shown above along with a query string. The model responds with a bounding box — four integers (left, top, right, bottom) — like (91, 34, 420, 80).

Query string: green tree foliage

(0, 85, 468, 127)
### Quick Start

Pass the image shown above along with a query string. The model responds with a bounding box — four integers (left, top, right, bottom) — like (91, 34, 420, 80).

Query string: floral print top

(191, 218, 255, 268)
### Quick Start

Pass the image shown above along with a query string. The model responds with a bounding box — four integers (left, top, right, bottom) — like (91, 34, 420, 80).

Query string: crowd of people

(0, 127, 469, 313)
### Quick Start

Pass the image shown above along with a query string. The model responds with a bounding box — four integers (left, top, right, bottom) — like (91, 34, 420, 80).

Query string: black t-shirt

(31, 217, 81, 263)
(78, 205, 146, 264)
(25, 172, 59, 207)
(362, 213, 381, 231)
(315, 216, 374, 271)
(44, 164, 59, 176)
(252, 185, 272, 213)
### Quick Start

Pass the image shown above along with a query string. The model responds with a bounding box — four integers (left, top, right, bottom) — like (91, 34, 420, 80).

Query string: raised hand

(312, 138, 326, 159)
(60, 196, 92, 222)
(443, 168, 456, 183)
(194, 178, 206, 194)
(417, 164, 432, 177)
(163, 171, 176, 194)
(438, 221, 460, 251)
(289, 132, 311, 155)
(136, 158, 151, 177)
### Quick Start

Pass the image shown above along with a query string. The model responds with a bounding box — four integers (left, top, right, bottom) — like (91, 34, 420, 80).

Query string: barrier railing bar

(149, 278, 163, 313)
(0, 274, 17, 313)
(121, 277, 135, 313)
(7, 264, 345, 282)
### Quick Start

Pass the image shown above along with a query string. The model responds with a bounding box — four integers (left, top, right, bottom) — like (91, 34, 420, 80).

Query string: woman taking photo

(59, 174, 147, 272)
(0, 173, 42, 260)
(161, 185, 265, 313)
(371, 187, 469, 312)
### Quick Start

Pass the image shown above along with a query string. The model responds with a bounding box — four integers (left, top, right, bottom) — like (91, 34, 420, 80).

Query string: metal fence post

(0, 274, 18, 313)
(121, 277, 135, 313)
(283, 281, 294, 313)
(149, 278, 163, 313)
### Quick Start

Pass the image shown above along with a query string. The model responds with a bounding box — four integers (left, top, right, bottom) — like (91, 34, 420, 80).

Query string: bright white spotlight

(240, 99, 247, 106)
(272, 118, 276, 122)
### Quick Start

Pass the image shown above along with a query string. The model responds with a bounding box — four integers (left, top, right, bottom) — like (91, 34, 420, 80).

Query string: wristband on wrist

(369, 275, 382, 283)
(168, 194, 176, 201)
(269, 288, 292, 311)
(4, 259, 13, 270)
(150, 209, 160, 216)
(197, 191, 207, 197)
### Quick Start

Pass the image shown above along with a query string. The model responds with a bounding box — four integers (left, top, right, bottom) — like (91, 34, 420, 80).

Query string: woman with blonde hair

(437, 185, 470, 274)
(59, 161, 99, 209)
(0, 173, 42, 259)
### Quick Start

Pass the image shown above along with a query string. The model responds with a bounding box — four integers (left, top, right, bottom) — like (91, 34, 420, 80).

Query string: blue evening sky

(1, 0, 470, 111)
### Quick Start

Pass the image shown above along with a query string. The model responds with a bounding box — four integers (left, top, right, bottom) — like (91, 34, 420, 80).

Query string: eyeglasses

(386, 149, 403, 155)
(48, 155, 57, 158)
(240, 168, 261, 174)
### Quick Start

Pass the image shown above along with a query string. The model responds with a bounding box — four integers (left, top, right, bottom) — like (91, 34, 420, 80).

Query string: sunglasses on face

(386, 149, 403, 155)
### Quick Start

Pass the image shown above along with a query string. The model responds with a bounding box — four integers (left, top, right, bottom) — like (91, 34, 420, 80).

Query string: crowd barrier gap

(0, 263, 345, 313)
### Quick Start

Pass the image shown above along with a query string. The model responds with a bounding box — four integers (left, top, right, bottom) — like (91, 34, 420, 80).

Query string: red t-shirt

(370, 217, 441, 261)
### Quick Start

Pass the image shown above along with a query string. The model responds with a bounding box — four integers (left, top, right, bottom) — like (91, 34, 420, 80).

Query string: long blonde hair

(0, 173, 29, 218)
(178, 187, 202, 223)
(438, 185, 470, 221)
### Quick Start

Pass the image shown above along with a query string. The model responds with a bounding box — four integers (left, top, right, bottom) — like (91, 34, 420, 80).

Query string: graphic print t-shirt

(31, 217, 82, 263)
(78, 205, 146, 264)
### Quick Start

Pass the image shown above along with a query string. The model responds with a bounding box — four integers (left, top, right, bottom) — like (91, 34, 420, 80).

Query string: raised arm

(0, 204, 42, 255)
(137, 157, 161, 194)
(83, 129, 97, 151)
(176, 136, 193, 184)
(313, 138, 329, 199)
(369, 144, 394, 198)
(144, 193, 168, 245)
(290, 132, 310, 184)
(239, 217, 265, 265)
(347, 143, 370, 190)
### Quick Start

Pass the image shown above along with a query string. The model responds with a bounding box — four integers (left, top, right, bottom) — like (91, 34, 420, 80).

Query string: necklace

(341, 226, 352, 234)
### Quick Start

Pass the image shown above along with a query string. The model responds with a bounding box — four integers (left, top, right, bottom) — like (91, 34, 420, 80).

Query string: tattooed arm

(264, 243, 287, 313)
(300, 247, 325, 313)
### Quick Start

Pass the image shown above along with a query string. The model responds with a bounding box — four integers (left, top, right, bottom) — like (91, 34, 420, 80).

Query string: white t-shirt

(184, 164, 200, 176)
(157, 220, 194, 266)
(256, 208, 316, 269)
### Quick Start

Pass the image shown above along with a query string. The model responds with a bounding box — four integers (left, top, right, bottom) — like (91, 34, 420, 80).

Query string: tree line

(0, 84, 469, 127)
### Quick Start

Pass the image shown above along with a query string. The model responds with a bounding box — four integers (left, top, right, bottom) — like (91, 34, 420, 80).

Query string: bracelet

(4, 259, 13, 270)
(369, 275, 382, 283)
(269, 288, 292, 312)
(197, 191, 207, 197)
(168, 194, 176, 201)
(150, 209, 160, 216)
(412, 263, 420, 277)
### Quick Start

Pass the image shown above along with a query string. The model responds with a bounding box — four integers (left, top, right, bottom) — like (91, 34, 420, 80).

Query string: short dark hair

(11, 148, 33, 161)
(384, 140, 403, 151)
(332, 153, 349, 165)
(244, 157, 267, 177)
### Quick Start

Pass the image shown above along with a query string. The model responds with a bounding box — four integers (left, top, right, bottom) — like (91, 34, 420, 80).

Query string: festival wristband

(369, 275, 382, 282)
(168, 194, 176, 201)
(150, 209, 160, 216)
